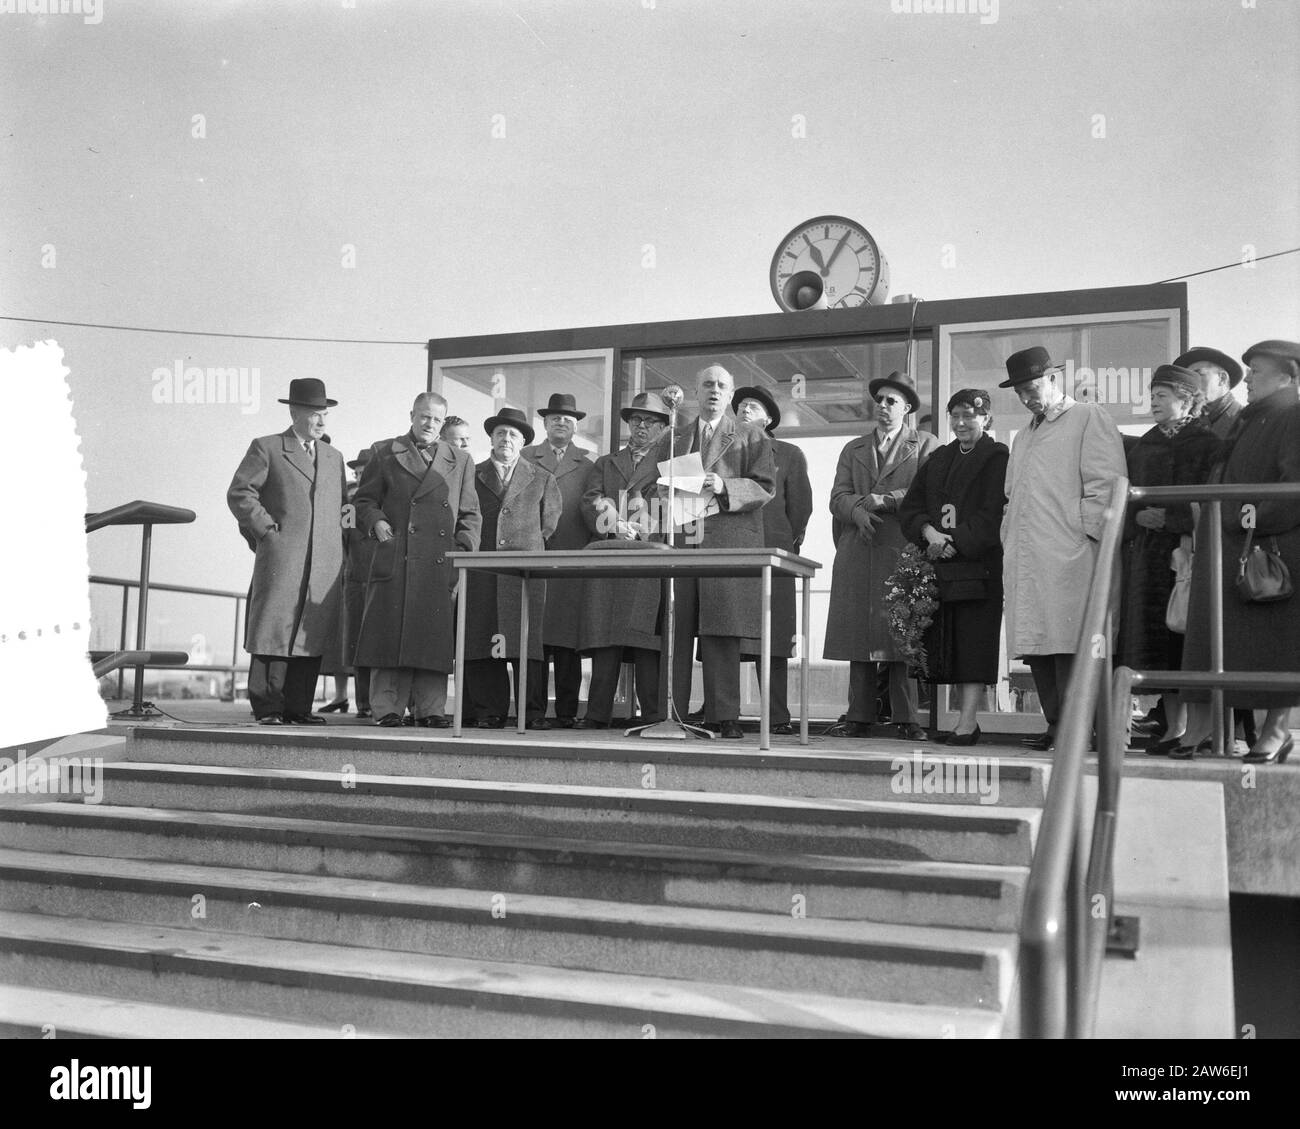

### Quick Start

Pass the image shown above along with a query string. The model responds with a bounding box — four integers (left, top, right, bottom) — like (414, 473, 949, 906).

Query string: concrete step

(0, 983, 391, 1039)
(0, 911, 1005, 1038)
(0, 848, 1015, 1007)
(0, 803, 1026, 930)
(125, 727, 1046, 807)
(96, 763, 1039, 866)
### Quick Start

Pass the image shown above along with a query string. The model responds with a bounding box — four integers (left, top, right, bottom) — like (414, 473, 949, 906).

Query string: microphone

(660, 385, 684, 410)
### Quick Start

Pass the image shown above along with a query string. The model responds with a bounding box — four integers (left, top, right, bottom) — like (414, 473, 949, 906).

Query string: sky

(2, 0, 1297, 661)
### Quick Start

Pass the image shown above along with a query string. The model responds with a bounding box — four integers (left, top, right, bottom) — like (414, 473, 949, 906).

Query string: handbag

(1165, 534, 1194, 633)
(1235, 527, 1294, 604)
(933, 557, 990, 602)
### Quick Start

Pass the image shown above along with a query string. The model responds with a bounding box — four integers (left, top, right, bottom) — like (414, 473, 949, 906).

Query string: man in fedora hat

(1175, 345, 1244, 441)
(352, 392, 481, 727)
(574, 391, 671, 729)
(824, 370, 940, 740)
(463, 406, 563, 728)
(522, 392, 595, 727)
(227, 377, 347, 725)
(732, 385, 813, 736)
(1000, 345, 1126, 751)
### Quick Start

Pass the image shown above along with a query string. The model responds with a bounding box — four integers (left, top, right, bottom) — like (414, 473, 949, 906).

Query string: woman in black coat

(1181, 340, 1300, 764)
(1118, 365, 1219, 754)
(899, 389, 1009, 746)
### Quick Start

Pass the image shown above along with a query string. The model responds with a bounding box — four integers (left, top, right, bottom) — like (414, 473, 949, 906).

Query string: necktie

(552, 446, 566, 462)
(702, 422, 714, 448)
(303, 440, 315, 460)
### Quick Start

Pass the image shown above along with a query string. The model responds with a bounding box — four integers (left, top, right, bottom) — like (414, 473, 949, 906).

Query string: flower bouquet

(884, 543, 940, 679)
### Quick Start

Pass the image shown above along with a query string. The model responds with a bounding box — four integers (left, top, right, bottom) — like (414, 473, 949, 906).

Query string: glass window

(432, 350, 613, 461)
(619, 335, 933, 440)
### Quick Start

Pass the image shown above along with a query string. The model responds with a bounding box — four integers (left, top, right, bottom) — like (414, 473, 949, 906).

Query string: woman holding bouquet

(899, 389, 1009, 746)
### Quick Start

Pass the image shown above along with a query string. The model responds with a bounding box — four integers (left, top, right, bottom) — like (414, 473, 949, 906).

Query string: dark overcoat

(342, 522, 374, 668)
(227, 429, 346, 658)
(575, 446, 664, 654)
(824, 427, 941, 662)
(464, 457, 562, 661)
(351, 435, 481, 673)
(898, 435, 1009, 684)
(647, 414, 776, 639)
(1117, 419, 1219, 671)
(1183, 385, 1300, 707)
(740, 437, 813, 660)
(1202, 392, 1243, 441)
(522, 442, 595, 651)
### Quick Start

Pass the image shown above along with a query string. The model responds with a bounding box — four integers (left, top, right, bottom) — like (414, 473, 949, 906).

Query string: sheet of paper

(670, 492, 720, 527)
(657, 452, 707, 495)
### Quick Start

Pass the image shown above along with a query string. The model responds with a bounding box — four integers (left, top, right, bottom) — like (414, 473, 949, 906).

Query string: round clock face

(769, 215, 889, 311)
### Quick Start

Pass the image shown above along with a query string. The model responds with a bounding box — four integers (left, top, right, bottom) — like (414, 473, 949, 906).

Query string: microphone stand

(626, 389, 712, 740)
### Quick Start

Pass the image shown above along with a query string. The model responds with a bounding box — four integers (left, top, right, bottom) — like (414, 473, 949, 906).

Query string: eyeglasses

(627, 415, 658, 427)
(874, 395, 906, 408)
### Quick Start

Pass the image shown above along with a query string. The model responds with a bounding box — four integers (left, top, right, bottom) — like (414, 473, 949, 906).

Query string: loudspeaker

(781, 270, 828, 311)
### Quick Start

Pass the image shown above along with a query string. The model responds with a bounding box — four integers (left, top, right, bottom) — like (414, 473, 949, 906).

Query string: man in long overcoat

(1000, 345, 1127, 751)
(649, 365, 775, 738)
(463, 407, 563, 728)
(352, 392, 481, 727)
(732, 386, 813, 735)
(1176, 345, 1243, 441)
(227, 378, 346, 724)
(522, 392, 595, 727)
(574, 391, 671, 729)
(824, 372, 940, 739)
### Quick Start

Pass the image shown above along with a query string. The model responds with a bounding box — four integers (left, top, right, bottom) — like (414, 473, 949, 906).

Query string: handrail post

(130, 522, 155, 715)
(117, 584, 129, 701)
(1207, 500, 1224, 757)
(229, 596, 242, 702)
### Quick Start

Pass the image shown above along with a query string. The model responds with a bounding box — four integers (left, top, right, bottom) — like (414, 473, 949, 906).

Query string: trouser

(546, 646, 582, 720)
(370, 668, 448, 720)
(464, 658, 547, 722)
(586, 646, 661, 724)
(847, 660, 917, 725)
(750, 656, 791, 725)
(1025, 653, 1075, 732)
(670, 576, 742, 723)
(355, 666, 371, 711)
(249, 654, 322, 720)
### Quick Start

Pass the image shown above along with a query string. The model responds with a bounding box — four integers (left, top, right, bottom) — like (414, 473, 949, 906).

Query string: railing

(1019, 478, 1300, 1038)
(85, 501, 197, 717)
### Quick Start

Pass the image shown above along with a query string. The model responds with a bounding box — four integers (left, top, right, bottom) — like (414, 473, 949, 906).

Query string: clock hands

(822, 229, 854, 275)
(802, 234, 827, 273)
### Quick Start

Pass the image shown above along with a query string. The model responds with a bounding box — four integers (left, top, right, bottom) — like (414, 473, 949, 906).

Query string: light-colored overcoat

(1001, 397, 1127, 657)
(823, 426, 941, 662)
(227, 429, 346, 658)
(464, 457, 562, 661)
(522, 441, 595, 651)
(575, 446, 664, 653)
(352, 434, 481, 673)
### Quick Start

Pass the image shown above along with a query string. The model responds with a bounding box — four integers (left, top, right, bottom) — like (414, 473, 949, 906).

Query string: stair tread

(0, 846, 1018, 956)
(0, 983, 392, 1038)
(104, 761, 1040, 827)
(0, 802, 1028, 889)
(0, 910, 1004, 1036)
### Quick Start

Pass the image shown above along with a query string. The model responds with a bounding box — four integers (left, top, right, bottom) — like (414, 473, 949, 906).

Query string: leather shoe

(318, 699, 349, 714)
(574, 718, 610, 729)
(416, 715, 451, 728)
(552, 717, 576, 729)
(893, 722, 928, 742)
(402, 714, 416, 727)
(944, 725, 981, 747)
(718, 720, 744, 739)
(825, 720, 872, 738)
(1021, 732, 1055, 751)
(526, 718, 551, 731)
(258, 714, 284, 725)
(1243, 736, 1294, 765)
(376, 713, 404, 727)
(1145, 736, 1183, 757)
(684, 709, 705, 724)
(477, 716, 506, 729)
(1167, 744, 1196, 760)
(356, 708, 373, 719)
(771, 722, 794, 735)
(286, 714, 327, 725)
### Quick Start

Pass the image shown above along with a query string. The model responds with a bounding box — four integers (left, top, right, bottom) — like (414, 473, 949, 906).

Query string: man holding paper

(649, 365, 776, 738)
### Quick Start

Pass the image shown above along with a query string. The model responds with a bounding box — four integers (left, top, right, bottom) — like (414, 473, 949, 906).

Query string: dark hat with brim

(620, 391, 671, 424)
(731, 386, 781, 433)
(867, 370, 921, 415)
(484, 406, 535, 446)
(537, 392, 586, 420)
(999, 346, 1064, 389)
(278, 377, 337, 408)
(347, 448, 372, 470)
(1242, 339, 1300, 370)
(1150, 364, 1201, 399)
(1174, 346, 1242, 388)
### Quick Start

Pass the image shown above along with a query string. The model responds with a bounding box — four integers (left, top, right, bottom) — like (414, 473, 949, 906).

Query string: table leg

(518, 575, 530, 735)
(453, 566, 467, 738)
(760, 564, 771, 751)
(800, 574, 810, 746)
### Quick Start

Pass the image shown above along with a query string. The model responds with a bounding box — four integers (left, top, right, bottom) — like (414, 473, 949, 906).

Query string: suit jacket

(463, 457, 562, 661)
(227, 429, 346, 657)
(522, 440, 596, 649)
(351, 434, 481, 673)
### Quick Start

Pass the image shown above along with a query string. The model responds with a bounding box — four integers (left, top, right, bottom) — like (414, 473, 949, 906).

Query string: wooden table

(449, 548, 822, 749)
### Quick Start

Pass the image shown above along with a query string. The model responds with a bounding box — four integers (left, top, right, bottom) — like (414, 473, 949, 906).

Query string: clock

(769, 215, 890, 311)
